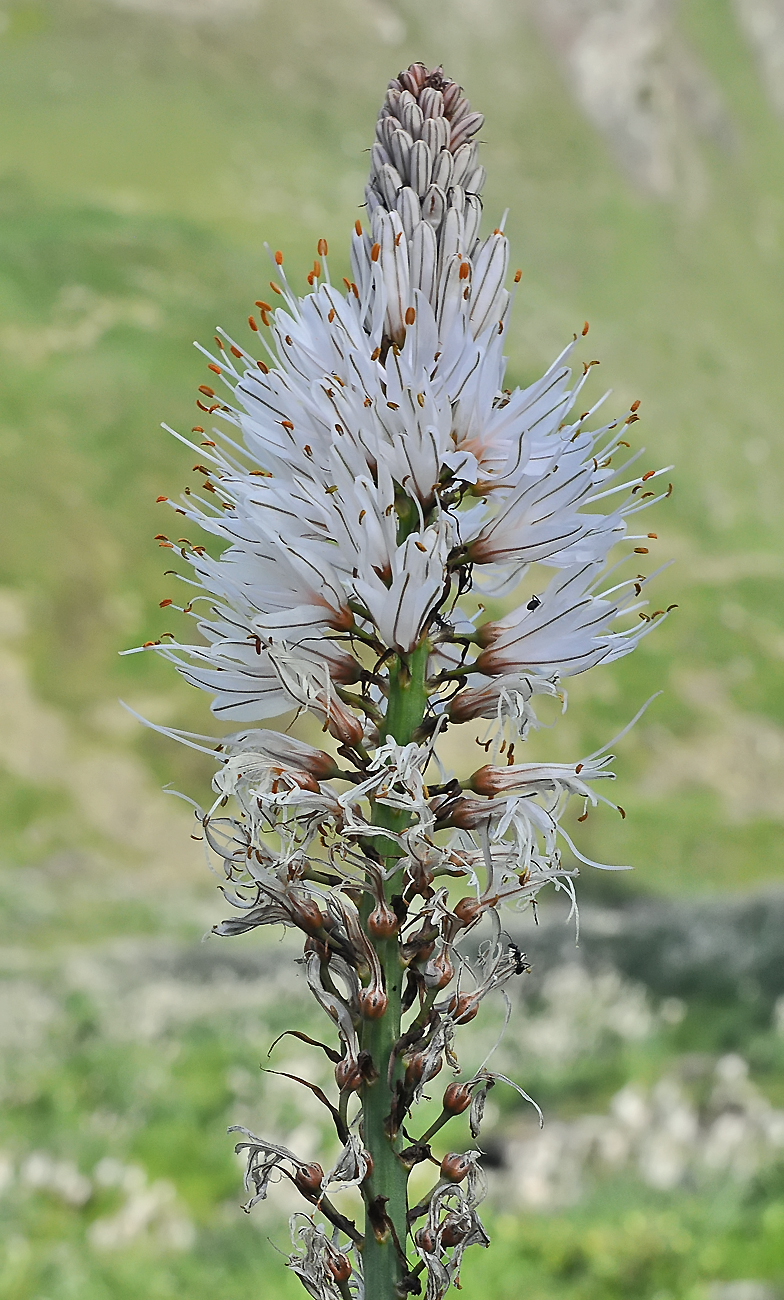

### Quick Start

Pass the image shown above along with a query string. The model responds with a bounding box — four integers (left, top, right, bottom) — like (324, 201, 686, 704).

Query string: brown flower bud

(326, 1253, 352, 1283)
(440, 1152, 471, 1183)
(358, 987, 388, 1020)
(442, 1081, 473, 1114)
(367, 901, 399, 939)
(293, 1162, 324, 1199)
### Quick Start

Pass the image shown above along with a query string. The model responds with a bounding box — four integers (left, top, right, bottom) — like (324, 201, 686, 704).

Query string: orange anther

(198, 385, 215, 397)
(248, 315, 258, 331)
(159, 598, 173, 608)
(630, 399, 641, 411)
(257, 360, 269, 374)
(405, 306, 416, 325)
(156, 495, 168, 503)
(355, 219, 363, 236)
(582, 321, 590, 335)
(270, 282, 282, 295)
(514, 269, 522, 283)
(207, 363, 221, 375)
(192, 426, 204, 433)
(459, 261, 470, 280)
(371, 243, 381, 262)
(274, 250, 283, 265)
(642, 470, 655, 481)
(317, 238, 328, 256)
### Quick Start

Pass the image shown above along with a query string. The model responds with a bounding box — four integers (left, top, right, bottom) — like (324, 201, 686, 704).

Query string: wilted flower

(130, 60, 670, 1300)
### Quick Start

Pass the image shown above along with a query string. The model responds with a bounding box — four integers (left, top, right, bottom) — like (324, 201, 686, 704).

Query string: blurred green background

(1, 1, 784, 1297)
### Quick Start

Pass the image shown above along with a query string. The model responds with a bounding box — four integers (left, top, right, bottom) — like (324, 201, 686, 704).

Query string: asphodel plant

(129, 62, 671, 1300)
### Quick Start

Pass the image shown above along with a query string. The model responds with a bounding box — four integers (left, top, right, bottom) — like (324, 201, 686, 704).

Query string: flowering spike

(130, 60, 671, 1300)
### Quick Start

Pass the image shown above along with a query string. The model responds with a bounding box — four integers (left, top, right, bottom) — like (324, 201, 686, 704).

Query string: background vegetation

(1, 1, 783, 1297)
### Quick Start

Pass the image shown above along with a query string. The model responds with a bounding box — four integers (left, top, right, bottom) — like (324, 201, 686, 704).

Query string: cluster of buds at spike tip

(133, 55, 670, 1300)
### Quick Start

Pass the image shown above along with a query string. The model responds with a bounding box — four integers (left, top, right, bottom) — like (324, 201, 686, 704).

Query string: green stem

(359, 640, 429, 1300)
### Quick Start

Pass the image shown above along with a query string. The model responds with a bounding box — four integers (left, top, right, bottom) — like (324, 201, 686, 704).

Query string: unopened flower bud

(440, 1152, 471, 1183)
(326, 1253, 352, 1283)
(358, 987, 388, 1019)
(442, 1081, 473, 1114)
(293, 1162, 324, 1199)
(367, 900, 399, 939)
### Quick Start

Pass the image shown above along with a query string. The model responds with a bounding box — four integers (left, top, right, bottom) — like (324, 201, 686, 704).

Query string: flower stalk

(130, 60, 671, 1300)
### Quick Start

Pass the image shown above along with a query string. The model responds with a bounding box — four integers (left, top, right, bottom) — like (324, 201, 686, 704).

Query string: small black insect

(526, 595, 542, 611)
(508, 941, 530, 975)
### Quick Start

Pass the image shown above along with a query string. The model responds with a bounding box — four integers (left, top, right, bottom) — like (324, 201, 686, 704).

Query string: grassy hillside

(2, 0, 784, 900)
(2, 7, 784, 1298)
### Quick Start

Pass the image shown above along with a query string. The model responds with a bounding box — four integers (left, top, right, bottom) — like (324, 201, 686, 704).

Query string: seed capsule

(440, 1152, 471, 1183)
(415, 1227, 436, 1253)
(358, 987, 389, 1020)
(442, 1081, 473, 1114)
(367, 901, 399, 939)
(405, 1051, 442, 1087)
(453, 896, 483, 927)
(326, 1254, 352, 1283)
(441, 1215, 470, 1247)
(335, 1058, 362, 1092)
(293, 1162, 324, 1199)
(446, 992, 479, 1024)
(428, 949, 455, 989)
